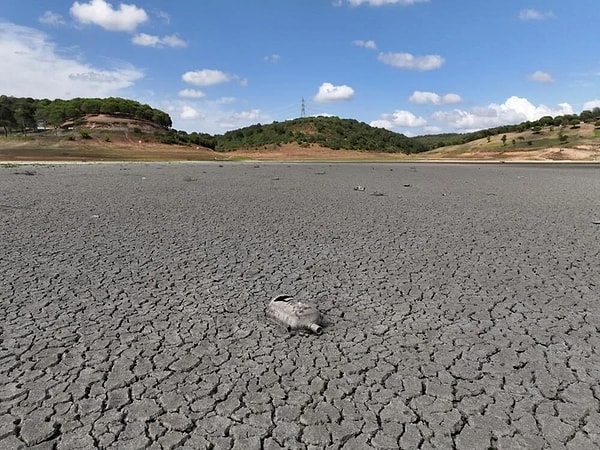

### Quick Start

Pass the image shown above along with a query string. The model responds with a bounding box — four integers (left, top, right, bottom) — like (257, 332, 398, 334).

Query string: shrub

(80, 131, 92, 139)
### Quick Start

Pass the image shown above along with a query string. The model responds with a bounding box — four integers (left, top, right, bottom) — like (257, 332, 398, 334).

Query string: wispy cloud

(70, 0, 149, 32)
(314, 82, 355, 102)
(154, 10, 171, 24)
(378, 52, 444, 71)
(132, 33, 187, 48)
(0, 21, 143, 98)
(518, 9, 555, 21)
(216, 109, 268, 129)
(347, 0, 429, 6)
(353, 39, 377, 50)
(264, 54, 281, 63)
(39, 11, 66, 26)
(528, 71, 554, 84)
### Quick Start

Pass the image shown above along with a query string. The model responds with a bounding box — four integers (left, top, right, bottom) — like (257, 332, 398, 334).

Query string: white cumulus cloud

(132, 33, 187, 48)
(0, 21, 143, 98)
(353, 39, 377, 49)
(314, 82, 355, 102)
(70, 0, 148, 32)
(371, 110, 427, 129)
(178, 89, 205, 99)
(378, 52, 444, 71)
(433, 96, 573, 131)
(583, 100, 600, 111)
(182, 69, 235, 86)
(179, 105, 204, 120)
(409, 91, 462, 105)
(519, 9, 555, 21)
(180, 105, 202, 120)
(347, 0, 429, 6)
(528, 71, 554, 83)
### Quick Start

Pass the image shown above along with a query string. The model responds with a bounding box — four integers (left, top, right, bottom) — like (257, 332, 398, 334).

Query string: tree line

(1, 94, 598, 153)
(0, 95, 172, 136)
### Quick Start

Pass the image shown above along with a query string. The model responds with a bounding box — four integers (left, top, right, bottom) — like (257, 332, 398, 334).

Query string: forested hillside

(0, 95, 172, 136)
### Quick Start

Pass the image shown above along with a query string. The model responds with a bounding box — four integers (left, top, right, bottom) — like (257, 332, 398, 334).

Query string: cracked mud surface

(1, 162, 599, 449)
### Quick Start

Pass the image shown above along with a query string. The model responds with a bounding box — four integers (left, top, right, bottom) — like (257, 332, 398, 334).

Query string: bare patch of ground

(1, 137, 599, 163)
(446, 146, 600, 162)
(217, 143, 413, 161)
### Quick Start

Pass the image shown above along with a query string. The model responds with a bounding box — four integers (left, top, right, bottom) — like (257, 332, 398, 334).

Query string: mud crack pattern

(1, 163, 599, 449)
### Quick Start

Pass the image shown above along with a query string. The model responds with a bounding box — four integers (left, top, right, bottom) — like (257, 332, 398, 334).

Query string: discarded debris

(593, 220, 600, 225)
(14, 170, 36, 176)
(403, 184, 411, 188)
(266, 295, 323, 334)
(354, 186, 365, 191)
(370, 191, 387, 197)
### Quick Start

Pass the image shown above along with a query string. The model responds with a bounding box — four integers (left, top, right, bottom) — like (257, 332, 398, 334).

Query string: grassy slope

(424, 123, 600, 160)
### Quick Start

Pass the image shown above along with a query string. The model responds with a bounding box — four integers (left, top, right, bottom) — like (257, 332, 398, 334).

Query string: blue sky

(1, 0, 599, 135)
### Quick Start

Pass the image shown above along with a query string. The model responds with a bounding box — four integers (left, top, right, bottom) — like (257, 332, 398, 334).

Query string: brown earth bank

(1, 139, 600, 163)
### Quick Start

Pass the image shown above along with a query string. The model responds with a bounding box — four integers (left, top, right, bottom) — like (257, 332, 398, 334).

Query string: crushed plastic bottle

(266, 294, 323, 334)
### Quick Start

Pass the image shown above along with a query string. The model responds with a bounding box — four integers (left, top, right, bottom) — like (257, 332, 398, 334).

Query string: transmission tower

(301, 97, 306, 118)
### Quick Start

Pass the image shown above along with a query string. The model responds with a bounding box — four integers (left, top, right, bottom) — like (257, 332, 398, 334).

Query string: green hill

(172, 116, 427, 154)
